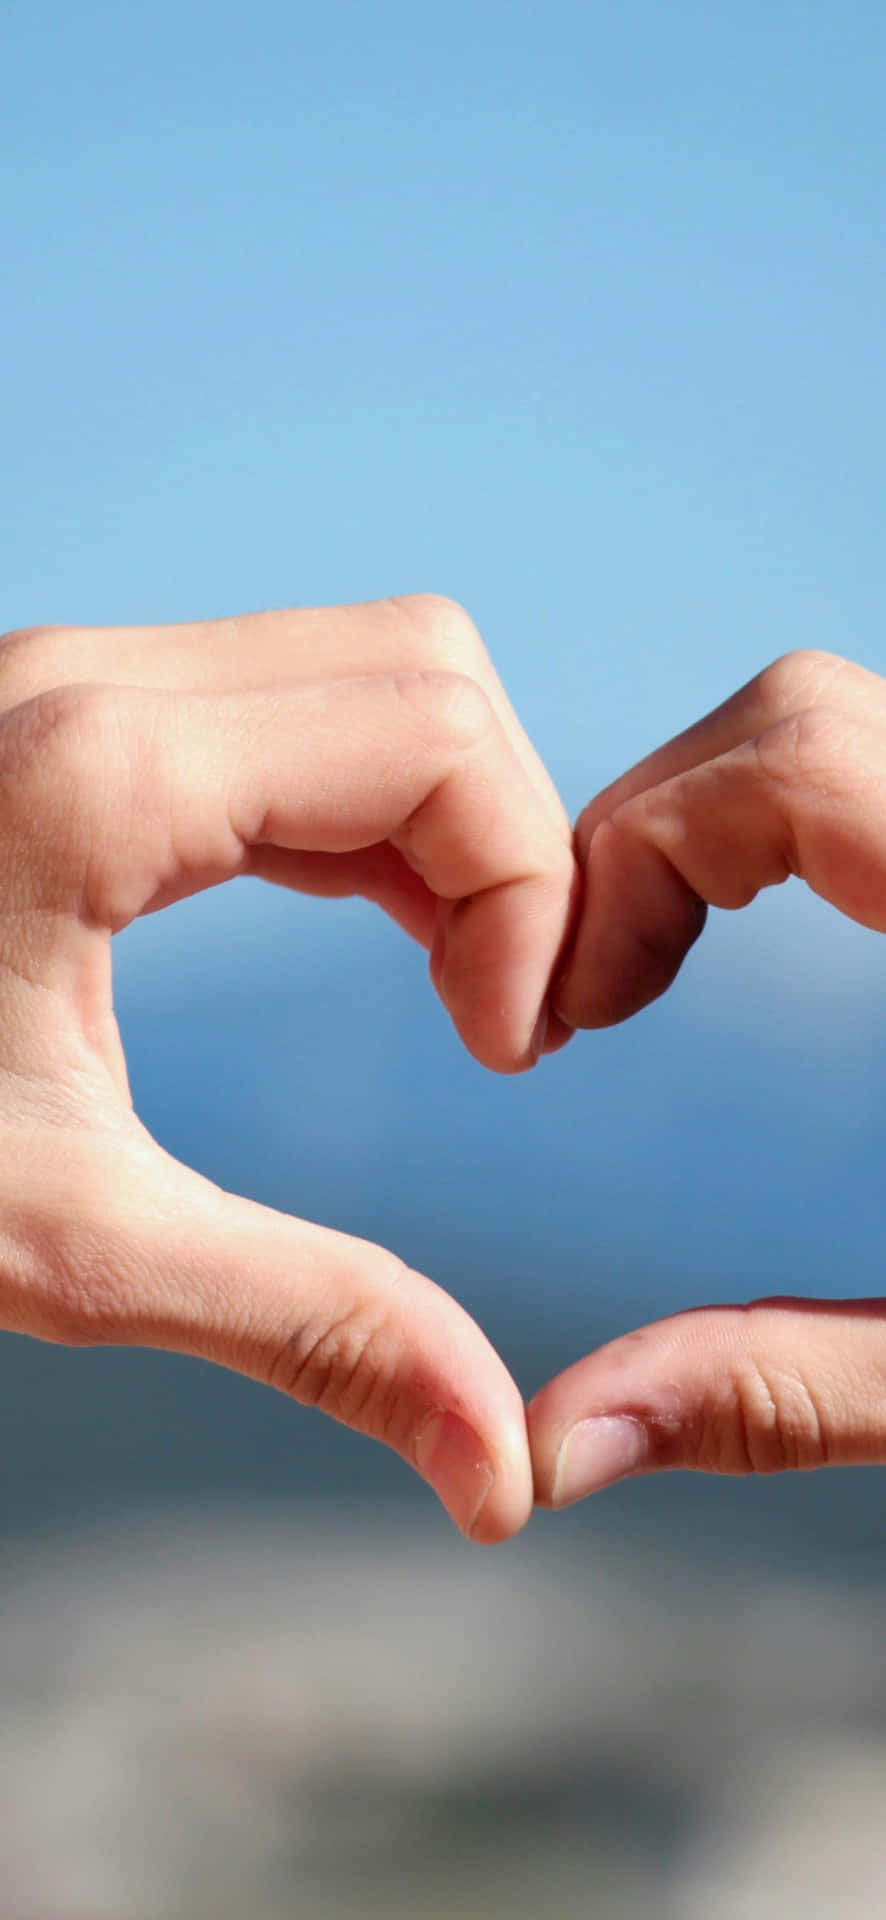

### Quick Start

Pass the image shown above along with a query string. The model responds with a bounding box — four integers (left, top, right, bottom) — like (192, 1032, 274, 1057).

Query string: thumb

(26, 1129, 532, 1544)
(528, 1297, 886, 1506)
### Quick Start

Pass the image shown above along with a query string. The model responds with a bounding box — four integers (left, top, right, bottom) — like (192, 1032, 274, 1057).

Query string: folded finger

(9, 598, 569, 839)
(574, 649, 885, 857)
(6, 673, 575, 1071)
(557, 706, 886, 1029)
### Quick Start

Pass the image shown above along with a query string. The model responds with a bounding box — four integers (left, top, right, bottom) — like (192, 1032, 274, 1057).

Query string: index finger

(6, 597, 570, 840)
(573, 648, 881, 856)
(5, 672, 576, 1075)
(557, 650, 886, 1029)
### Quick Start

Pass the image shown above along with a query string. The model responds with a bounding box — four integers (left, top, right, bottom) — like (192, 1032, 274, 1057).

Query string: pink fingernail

(414, 1411, 494, 1539)
(552, 1416, 648, 1508)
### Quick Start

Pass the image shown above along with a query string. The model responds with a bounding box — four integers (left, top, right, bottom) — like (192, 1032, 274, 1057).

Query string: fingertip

(530, 1296, 886, 1505)
(432, 834, 578, 1075)
(553, 894, 706, 1032)
(526, 1336, 670, 1508)
(414, 1405, 534, 1543)
(413, 1410, 494, 1536)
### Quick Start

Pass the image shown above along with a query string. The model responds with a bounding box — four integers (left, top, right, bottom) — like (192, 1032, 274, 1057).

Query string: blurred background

(2, 1, 886, 1913)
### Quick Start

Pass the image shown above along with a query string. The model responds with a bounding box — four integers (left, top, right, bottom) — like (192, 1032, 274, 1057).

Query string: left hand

(530, 649, 886, 1508)
(0, 596, 576, 1544)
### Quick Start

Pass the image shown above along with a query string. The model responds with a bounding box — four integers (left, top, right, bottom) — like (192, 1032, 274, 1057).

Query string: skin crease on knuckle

(266, 1301, 405, 1441)
(674, 1302, 833, 1478)
(0, 685, 139, 929)
(752, 706, 855, 802)
(575, 1305, 837, 1482)
(725, 1354, 830, 1475)
(0, 689, 94, 923)
(0, 681, 99, 771)
(752, 648, 853, 725)
(385, 592, 574, 839)
(0, 625, 87, 720)
(390, 667, 496, 752)
(387, 594, 488, 681)
(0, 682, 128, 818)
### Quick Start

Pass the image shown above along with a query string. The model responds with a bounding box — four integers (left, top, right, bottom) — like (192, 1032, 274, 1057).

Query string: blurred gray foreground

(1, 1505, 883, 1920)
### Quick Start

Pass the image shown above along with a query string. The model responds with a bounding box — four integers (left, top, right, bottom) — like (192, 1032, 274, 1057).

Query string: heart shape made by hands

(1, 607, 885, 1541)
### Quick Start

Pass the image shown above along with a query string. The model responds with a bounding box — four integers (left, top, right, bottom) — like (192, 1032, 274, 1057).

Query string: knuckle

(268, 1293, 403, 1436)
(755, 649, 847, 720)
(388, 593, 487, 676)
(721, 1313, 830, 1475)
(0, 625, 79, 714)
(1, 682, 123, 785)
(754, 704, 849, 793)
(393, 668, 495, 749)
(0, 685, 133, 910)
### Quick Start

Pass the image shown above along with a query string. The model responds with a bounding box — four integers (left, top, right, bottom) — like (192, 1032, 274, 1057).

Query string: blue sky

(3, 0, 886, 1332)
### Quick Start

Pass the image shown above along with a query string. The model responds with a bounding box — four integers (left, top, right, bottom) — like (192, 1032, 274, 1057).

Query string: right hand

(0, 597, 576, 1543)
(531, 649, 886, 1510)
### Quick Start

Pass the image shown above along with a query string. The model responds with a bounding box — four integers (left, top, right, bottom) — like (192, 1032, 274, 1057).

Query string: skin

(2, 612, 883, 1535)
(531, 648, 886, 1508)
(0, 596, 576, 1546)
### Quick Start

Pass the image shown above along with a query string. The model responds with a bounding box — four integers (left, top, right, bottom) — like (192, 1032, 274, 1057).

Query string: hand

(531, 649, 886, 1507)
(0, 598, 576, 1542)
